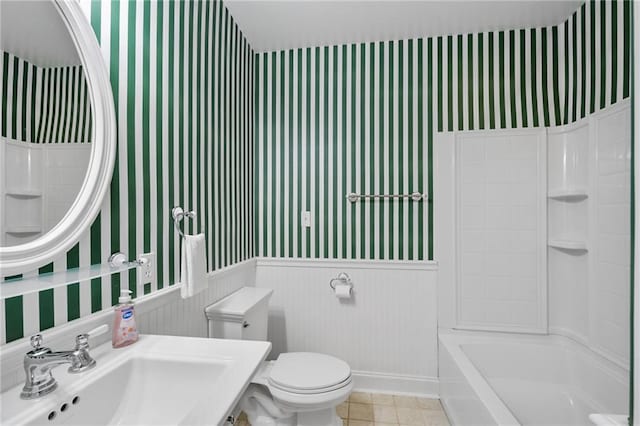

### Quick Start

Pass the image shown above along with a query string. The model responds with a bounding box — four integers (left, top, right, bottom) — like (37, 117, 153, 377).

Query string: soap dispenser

(112, 289, 138, 348)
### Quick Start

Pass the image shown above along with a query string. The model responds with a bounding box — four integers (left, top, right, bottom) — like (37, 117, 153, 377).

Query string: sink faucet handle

(30, 334, 43, 349)
(75, 334, 89, 349)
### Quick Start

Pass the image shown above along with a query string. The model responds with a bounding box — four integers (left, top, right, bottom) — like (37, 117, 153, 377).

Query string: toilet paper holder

(329, 272, 353, 291)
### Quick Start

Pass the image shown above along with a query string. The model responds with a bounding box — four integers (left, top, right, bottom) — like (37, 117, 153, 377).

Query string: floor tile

(393, 395, 420, 409)
(416, 398, 442, 411)
(350, 392, 373, 404)
(423, 410, 450, 426)
(373, 405, 398, 423)
(396, 407, 426, 426)
(337, 401, 349, 419)
(372, 393, 395, 405)
(349, 421, 374, 426)
(350, 403, 375, 421)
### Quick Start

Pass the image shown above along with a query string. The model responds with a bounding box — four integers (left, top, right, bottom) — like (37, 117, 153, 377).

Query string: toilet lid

(268, 352, 351, 393)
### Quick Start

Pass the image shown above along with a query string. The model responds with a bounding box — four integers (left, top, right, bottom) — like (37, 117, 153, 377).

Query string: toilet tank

(204, 287, 273, 341)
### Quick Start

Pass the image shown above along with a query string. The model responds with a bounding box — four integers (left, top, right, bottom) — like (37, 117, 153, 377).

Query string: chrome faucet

(21, 333, 97, 399)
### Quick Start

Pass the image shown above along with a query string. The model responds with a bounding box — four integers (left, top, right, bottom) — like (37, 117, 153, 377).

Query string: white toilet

(205, 287, 353, 426)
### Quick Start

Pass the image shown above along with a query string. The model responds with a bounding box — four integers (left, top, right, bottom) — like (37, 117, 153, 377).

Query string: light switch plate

(301, 211, 312, 228)
(139, 252, 155, 289)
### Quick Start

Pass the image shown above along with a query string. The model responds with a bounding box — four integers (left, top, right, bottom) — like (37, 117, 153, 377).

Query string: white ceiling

(1, 0, 80, 67)
(225, 0, 582, 53)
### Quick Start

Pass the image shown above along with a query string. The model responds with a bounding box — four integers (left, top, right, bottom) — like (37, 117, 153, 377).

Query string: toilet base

(240, 384, 344, 426)
(297, 408, 343, 426)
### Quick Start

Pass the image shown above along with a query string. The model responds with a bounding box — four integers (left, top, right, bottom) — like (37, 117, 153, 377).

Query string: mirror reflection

(1, 0, 93, 247)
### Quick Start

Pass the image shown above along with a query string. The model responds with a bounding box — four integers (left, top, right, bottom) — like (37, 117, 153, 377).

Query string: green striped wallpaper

(2, 0, 254, 344)
(253, 1, 631, 261)
(1, 52, 93, 143)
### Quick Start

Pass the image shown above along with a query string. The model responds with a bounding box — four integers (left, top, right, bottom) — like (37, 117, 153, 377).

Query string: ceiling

(225, 0, 582, 53)
(1, 0, 80, 67)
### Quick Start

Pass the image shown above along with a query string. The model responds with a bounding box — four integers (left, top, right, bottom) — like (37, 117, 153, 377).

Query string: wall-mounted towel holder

(108, 252, 147, 268)
(172, 206, 196, 239)
(346, 191, 427, 203)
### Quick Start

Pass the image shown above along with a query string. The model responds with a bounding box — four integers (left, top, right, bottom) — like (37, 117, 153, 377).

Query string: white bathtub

(438, 331, 628, 426)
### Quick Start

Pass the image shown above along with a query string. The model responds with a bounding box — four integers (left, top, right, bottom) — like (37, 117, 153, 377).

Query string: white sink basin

(1, 335, 271, 425)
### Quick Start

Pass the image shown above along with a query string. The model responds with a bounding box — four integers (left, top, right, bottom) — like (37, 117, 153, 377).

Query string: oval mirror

(0, 0, 116, 275)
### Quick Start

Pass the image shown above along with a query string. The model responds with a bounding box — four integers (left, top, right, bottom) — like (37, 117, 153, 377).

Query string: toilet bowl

(205, 287, 352, 426)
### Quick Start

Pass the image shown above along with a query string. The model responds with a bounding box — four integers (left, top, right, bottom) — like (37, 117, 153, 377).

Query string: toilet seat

(268, 352, 351, 395)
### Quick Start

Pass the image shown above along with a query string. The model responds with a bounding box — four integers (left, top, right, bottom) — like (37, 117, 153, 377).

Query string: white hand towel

(180, 233, 208, 299)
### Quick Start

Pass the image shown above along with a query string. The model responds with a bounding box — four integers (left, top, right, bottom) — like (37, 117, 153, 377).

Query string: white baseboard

(351, 370, 439, 398)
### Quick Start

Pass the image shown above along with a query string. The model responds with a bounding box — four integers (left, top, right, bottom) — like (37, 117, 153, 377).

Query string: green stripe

(437, 37, 443, 132)
(11, 57, 18, 139)
(498, 32, 506, 128)
(109, 0, 121, 303)
(417, 38, 424, 260)
(623, 0, 630, 98)
(127, 0, 137, 297)
(509, 30, 517, 128)
(5, 296, 23, 342)
(388, 41, 394, 258)
(552, 26, 561, 125)
(447, 36, 453, 131)
(488, 33, 495, 128)
(457, 35, 463, 130)
(563, 21, 569, 124)
(408, 39, 414, 259)
(611, 0, 618, 106)
(398, 40, 404, 259)
(324, 46, 330, 259)
(590, 0, 596, 113)
(478, 34, 485, 129)
(66, 243, 80, 321)
(281, 50, 286, 258)
(581, 4, 587, 117)
(379, 41, 385, 258)
(90, 214, 101, 313)
(2, 52, 8, 137)
(426, 37, 433, 261)
(542, 28, 551, 126)
(142, 0, 151, 255)
(332, 45, 338, 259)
(467, 34, 474, 129)
(600, 0, 606, 110)
(156, 0, 164, 289)
(571, 12, 578, 122)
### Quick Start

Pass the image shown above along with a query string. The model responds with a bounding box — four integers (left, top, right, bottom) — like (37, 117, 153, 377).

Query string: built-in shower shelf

(548, 239, 588, 251)
(5, 189, 42, 198)
(547, 188, 588, 201)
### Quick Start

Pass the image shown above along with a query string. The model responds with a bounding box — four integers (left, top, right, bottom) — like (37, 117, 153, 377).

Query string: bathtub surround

(2, 0, 255, 343)
(253, 1, 631, 262)
(1, 52, 93, 144)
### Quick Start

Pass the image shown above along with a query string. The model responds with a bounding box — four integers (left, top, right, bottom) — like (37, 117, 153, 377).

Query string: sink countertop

(0, 335, 271, 425)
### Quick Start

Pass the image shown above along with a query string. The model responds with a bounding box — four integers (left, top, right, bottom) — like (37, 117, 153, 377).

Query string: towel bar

(172, 207, 196, 239)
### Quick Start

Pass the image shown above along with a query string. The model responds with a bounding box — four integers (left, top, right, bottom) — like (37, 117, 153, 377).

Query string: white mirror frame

(0, 0, 116, 275)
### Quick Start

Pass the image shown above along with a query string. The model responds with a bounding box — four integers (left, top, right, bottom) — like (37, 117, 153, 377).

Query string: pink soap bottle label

(112, 305, 138, 348)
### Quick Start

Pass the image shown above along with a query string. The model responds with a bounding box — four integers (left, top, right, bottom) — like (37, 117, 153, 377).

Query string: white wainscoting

(0, 259, 256, 392)
(254, 257, 439, 396)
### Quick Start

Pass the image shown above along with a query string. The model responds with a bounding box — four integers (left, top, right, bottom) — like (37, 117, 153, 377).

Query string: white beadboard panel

(254, 258, 438, 391)
(0, 259, 256, 393)
(455, 129, 547, 333)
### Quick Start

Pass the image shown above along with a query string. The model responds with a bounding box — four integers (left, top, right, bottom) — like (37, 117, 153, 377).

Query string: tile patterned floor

(236, 391, 450, 426)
